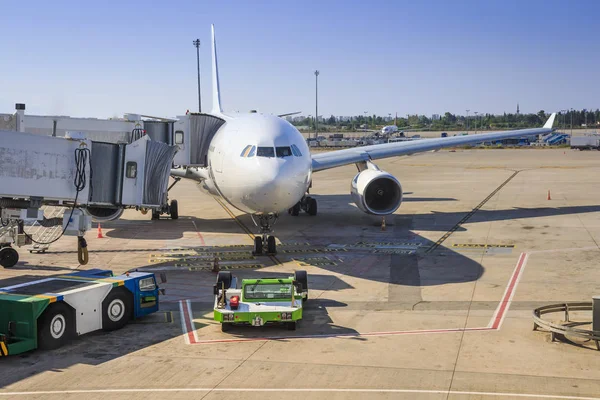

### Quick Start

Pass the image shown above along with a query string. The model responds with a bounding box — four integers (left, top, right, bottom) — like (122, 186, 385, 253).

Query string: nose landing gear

(251, 213, 278, 256)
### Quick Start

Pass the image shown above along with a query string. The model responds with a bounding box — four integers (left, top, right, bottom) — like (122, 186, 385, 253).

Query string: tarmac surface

(2, 148, 600, 399)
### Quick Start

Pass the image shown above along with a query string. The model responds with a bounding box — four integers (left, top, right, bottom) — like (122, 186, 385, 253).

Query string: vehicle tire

(253, 236, 263, 256)
(307, 198, 318, 216)
(216, 271, 232, 289)
(151, 210, 160, 220)
(101, 287, 133, 331)
(294, 270, 308, 302)
(0, 247, 19, 268)
(221, 323, 231, 332)
(286, 321, 297, 331)
(267, 236, 277, 255)
(290, 203, 300, 216)
(170, 200, 179, 220)
(37, 302, 75, 350)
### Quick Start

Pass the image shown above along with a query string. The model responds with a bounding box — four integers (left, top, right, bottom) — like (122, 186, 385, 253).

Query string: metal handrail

(532, 302, 600, 350)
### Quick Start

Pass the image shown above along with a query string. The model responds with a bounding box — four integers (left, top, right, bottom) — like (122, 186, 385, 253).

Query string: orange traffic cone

(97, 223, 104, 238)
(547, 190, 551, 201)
(381, 217, 386, 231)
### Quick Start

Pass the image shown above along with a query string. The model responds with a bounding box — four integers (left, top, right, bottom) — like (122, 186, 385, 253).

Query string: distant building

(432, 114, 441, 121)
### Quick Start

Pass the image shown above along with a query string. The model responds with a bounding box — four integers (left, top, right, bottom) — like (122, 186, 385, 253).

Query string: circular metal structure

(532, 302, 600, 350)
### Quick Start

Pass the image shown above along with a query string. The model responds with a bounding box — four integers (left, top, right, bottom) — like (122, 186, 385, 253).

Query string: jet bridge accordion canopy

(0, 130, 177, 209)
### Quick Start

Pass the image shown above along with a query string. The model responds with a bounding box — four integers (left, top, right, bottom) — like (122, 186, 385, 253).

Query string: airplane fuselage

(207, 114, 312, 214)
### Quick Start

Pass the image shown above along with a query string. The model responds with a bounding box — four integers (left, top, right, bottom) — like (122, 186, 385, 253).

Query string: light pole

(560, 109, 567, 132)
(193, 39, 202, 112)
(570, 108, 574, 136)
(314, 70, 319, 139)
(466, 109, 470, 133)
(364, 111, 368, 130)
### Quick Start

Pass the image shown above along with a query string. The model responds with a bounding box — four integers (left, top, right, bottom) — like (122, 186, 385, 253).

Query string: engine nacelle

(350, 166, 402, 215)
(84, 207, 124, 222)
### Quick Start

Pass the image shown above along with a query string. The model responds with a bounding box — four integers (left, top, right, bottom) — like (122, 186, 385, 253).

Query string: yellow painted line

(0, 342, 7, 356)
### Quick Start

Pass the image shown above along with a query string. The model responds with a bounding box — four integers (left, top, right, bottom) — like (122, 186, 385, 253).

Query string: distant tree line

(291, 109, 600, 132)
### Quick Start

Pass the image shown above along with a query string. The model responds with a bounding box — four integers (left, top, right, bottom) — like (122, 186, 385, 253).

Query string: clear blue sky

(1, 0, 598, 119)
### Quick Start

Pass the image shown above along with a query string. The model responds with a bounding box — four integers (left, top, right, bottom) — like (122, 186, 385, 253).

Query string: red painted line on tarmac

(180, 300, 197, 344)
(191, 221, 206, 246)
(180, 254, 529, 346)
(189, 326, 494, 345)
(490, 252, 527, 330)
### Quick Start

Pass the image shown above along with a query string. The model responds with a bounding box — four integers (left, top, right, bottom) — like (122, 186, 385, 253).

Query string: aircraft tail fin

(544, 112, 557, 129)
(211, 24, 223, 114)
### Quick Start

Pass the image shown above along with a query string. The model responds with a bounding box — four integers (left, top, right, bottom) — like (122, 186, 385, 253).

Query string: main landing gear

(288, 195, 317, 216)
(251, 213, 278, 256)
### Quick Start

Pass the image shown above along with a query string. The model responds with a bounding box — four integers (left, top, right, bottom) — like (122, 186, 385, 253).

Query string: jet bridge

(0, 130, 178, 268)
(172, 113, 225, 167)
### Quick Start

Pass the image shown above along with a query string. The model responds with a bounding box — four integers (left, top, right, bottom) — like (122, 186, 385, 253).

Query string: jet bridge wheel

(170, 200, 179, 220)
(0, 246, 19, 268)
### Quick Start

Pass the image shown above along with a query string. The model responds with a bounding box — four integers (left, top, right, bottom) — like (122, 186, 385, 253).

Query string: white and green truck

(213, 271, 308, 331)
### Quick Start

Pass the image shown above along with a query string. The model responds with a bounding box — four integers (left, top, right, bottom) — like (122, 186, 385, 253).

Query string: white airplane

(171, 25, 557, 256)
(381, 125, 399, 135)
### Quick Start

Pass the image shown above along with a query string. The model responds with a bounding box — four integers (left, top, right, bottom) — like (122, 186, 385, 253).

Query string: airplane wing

(311, 113, 556, 172)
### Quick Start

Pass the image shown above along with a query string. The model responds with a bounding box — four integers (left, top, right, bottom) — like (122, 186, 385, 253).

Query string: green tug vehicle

(213, 271, 308, 331)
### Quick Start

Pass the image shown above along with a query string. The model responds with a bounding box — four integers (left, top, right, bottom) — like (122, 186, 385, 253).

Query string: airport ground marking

(1, 388, 598, 399)
(191, 220, 206, 245)
(177, 252, 530, 345)
(426, 170, 521, 253)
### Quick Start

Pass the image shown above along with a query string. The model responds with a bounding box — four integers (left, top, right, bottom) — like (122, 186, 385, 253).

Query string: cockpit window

(240, 145, 251, 157)
(240, 145, 256, 157)
(291, 144, 302, 157)
(276, 146, 292, 158)
(257, 147, 275, 157)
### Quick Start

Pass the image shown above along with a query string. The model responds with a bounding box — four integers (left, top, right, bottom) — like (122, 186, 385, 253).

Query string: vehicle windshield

(244, 283, 292, 299)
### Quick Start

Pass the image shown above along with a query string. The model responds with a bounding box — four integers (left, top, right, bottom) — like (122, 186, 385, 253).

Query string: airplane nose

(246, 160, 305, 212)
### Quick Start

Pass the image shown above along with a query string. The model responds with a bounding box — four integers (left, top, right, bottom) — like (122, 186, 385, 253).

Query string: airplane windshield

(257, 147, 275, 157)
(276, 146, 292, 158)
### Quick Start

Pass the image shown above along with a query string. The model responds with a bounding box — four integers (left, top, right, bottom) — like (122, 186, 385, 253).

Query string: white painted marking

(178, 300, 191, 345)
(0, 388, 598, 399)
(186, 299, 199, 343)
(488, 252, 528, 329)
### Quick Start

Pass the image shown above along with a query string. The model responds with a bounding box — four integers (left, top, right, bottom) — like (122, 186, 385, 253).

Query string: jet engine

(350, 164, 402, 215)
(84, 207, 124, 222)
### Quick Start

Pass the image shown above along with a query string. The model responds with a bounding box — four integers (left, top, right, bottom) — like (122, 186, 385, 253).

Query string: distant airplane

(162, 25, 555, 256)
